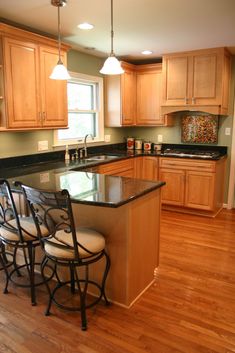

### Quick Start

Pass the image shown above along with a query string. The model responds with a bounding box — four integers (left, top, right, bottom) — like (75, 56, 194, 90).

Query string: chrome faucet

(81, 134, 94, 157)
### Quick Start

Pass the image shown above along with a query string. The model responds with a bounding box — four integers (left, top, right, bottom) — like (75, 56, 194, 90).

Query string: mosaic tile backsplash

(181, 115, 218, 144)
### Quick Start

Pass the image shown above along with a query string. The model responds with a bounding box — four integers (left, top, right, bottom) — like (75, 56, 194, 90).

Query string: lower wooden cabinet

(141, 156, 158, 181)
(159, 157, 226, 216)
(98, 159, 134, 177)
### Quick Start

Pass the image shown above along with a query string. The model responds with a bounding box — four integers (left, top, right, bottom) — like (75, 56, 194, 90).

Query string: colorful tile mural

(181, 115, 218, 144)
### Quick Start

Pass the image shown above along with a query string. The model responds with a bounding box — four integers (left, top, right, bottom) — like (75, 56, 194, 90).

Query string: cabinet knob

(192, 97, 196, 104)
(38, 112, 42, 122)
(42, 112, 46, 122)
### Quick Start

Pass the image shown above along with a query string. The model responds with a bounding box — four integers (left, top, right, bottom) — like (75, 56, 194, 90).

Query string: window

(54, 72, 104, 146)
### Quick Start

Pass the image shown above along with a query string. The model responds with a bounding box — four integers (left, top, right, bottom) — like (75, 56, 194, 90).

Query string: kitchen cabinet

(141, 156, 158, 181)
(159, 157, 226, 216)
(98, 159, 134, 177)
(161, 47, 231, 115)
(136, 64, 164, 125)
(0, 23, 70, 130)
(105, 62, 173, 127)
(105, 62, 136, 127)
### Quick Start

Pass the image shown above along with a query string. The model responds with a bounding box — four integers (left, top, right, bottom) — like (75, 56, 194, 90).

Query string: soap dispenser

(65, 145, 70, 162)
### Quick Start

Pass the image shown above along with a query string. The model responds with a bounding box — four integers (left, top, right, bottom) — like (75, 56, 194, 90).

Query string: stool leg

(74, 265, 87, 331)
(27, 244, 36, 306)
(0, 249, 9, 294)
(101, 251, 111, 305)
(41, 256, 53, 316)
(70, 264, 75, 294)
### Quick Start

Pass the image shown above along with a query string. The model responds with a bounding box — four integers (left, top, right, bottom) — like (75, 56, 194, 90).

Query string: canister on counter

(135, 139, 143, 150)
(154, 143, 162, 152)
(143, 141, 152, 151)
(127, 137, 134, 150)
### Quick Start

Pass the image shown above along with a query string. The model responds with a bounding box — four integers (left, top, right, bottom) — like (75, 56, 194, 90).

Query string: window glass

(54, 72, 104, 146)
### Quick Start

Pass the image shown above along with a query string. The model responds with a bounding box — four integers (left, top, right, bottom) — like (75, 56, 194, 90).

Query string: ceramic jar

(143, 142, 151, 151)
(127, 137, 134, 150)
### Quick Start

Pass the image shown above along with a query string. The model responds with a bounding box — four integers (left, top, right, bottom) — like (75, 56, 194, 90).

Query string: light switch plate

(225, 127, 231, 136)
(157, 134, 163, 143)
(104, 134, 111, 142)
(38, 140, 48, 151)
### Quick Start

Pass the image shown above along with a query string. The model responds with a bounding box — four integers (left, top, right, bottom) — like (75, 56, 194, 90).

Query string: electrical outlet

(38, 140, 48, 151)
(225, 127, 231, 136)
(104, 134, 111, 142)
(157, 134, 163, 143)
(39, 172, 50, 183)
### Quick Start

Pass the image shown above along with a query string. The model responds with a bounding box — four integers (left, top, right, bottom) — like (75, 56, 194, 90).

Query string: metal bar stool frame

(0, 179, 53, 305)
(18, 182, 110, 331)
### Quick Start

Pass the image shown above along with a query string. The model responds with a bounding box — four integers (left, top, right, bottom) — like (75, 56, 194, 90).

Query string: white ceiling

(0, 0, 235, 61)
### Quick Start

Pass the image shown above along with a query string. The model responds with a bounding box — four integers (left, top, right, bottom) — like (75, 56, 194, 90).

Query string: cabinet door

(136, 71, 163, 125)
(121, 69, 136, 125)
(3, 37, 40, 128)
(185, 171, 215, 210)
(191, 52, 220, 106)
(162, 55, 189, 106)
(134, 157, 143, 179)
(40, 46, 68, 128)
(159, 168, 185, 206)
(142, 157, 158, 181)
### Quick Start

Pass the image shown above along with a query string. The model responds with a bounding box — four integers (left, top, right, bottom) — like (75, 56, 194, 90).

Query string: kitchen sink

(85, 155, 120, 161)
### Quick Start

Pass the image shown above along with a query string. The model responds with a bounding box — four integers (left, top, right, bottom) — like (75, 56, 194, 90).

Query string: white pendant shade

(50, 62, 71, 80)
(100, 56, 124, 75)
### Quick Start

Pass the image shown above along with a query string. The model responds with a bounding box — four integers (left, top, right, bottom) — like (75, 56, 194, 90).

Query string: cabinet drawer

(159, 157, 215, 172)
(98, 159, 134, 175)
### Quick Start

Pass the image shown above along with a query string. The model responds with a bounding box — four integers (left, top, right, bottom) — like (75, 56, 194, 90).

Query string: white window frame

(53, 71, 104, 147)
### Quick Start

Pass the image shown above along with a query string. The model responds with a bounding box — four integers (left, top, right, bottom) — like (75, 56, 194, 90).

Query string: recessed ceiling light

(141, 50, 153, 55)
(78, 23, 94, 30)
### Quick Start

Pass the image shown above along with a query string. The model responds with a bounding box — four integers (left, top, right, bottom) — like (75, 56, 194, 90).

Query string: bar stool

(18, 182, 111, 331)
(0, 179, 51, 305)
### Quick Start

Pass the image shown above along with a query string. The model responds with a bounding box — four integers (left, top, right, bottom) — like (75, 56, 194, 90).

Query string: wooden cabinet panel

(159, 168, 185, 206)
(142, 156, 158, 181)
(159, 156, 227, 216)
(185, 171, 215, 210)
(192, 53, 219, 105)
(105, 62, 173, 127)
(136, 68, 163, 125)
(40, 46, 68, 128)
(0, 23, 70, 130)
(3, 37, 40, 128)
(105, 62, 136, 127)
(121, 68, 136, 125)
(161, 47, 231, 115)
(98, 159, 134, 176)
(162, 55, 189, 106)
(134, 157, 143, 179)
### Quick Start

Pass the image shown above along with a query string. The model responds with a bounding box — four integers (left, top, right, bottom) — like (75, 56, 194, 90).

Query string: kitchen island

(8, 169, 165, 307)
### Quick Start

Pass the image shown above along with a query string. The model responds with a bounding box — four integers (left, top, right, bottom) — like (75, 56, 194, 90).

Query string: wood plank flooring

(0, 209, 235, 353)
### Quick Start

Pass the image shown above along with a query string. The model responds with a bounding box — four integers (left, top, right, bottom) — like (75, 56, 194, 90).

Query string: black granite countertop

(8, 170, 165, 208)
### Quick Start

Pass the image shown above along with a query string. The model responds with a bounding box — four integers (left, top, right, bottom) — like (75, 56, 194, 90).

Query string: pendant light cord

(110, 0, 114, 55)
(57, 5, 62, 64)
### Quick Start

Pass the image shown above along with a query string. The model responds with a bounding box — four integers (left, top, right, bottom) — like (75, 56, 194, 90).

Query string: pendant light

(100, 0, 124, 75)
(50, 0, 71, 80)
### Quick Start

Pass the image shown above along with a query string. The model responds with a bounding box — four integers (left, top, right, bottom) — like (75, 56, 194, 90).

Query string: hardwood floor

(0, 209, 235, 353)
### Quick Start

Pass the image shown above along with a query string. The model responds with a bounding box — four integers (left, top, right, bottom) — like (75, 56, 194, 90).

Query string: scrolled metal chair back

(0, 179, 25, 243)
(17, 183, 80, 260)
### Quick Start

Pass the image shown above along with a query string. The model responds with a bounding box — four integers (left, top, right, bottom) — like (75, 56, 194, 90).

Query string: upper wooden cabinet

(105, 62, 136, 127)
(161, 47, 231, 115)
(105, 62, 173, 127)
(0, 23, 70, 130)
(136, 64, 165, 126)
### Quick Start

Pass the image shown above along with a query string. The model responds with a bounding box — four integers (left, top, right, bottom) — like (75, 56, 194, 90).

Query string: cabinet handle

(192, 97, 196, 104)
(185, 97, 188, 104)
(38, 112, 42, 123)
(42, 112, 46, 122)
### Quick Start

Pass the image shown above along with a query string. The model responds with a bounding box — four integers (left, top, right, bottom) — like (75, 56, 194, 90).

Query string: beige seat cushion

(0, 217, 49, 242)
(44, 227, 106, 260)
